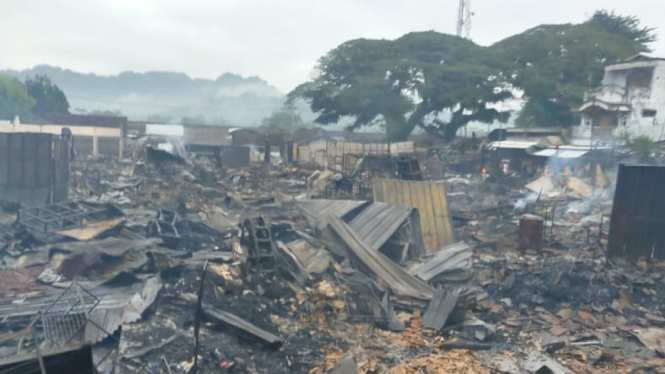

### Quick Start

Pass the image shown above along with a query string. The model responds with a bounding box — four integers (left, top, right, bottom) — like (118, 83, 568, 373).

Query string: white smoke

(513, 192, 541, 211)
(566, 185, 615, 215)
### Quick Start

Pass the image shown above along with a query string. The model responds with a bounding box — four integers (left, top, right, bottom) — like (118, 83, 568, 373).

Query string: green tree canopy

(589, 10, 656, 45)
(289, 32, 512, 141)
(0, 75, 34, 120)
(292, 11, 655, 140)
(25, 75, 70, 119)
(493, 11, 655, 127)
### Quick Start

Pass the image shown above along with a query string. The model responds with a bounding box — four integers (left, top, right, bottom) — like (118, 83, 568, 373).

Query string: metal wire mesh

(38, 283, 100, 349)
(0, 283, 123, 374)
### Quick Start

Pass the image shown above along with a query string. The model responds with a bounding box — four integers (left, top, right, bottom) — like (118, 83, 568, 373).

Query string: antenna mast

(456, 0, 472, 39)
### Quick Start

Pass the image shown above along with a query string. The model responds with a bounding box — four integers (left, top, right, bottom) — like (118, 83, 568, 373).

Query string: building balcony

(583, 84, 628, 104)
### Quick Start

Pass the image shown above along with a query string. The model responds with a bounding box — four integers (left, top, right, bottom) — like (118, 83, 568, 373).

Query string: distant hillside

(1, 65, 286, 126)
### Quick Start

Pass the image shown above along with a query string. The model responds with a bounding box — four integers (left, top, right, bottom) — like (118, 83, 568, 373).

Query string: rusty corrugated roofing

(372, 179, 454, 253)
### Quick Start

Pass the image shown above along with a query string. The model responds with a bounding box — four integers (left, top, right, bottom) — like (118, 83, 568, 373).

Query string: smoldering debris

(0, 137, 660, 374)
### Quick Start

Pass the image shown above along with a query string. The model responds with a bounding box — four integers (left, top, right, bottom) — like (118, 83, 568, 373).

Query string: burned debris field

(4, 2, 665, 373)
(0, 132, 663, 374)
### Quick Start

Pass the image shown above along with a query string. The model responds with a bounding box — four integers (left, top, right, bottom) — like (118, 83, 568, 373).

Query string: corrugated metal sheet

(296, 200, 370, 229)
(85, 308, 123, 343)
(422, 286, 460, 330)
(349, 202, 412, 252)
(297, 200, 425, 260)
(372, 179, 454, 253)
(608, 164, 665, 259)
(324, 216, 434, 301)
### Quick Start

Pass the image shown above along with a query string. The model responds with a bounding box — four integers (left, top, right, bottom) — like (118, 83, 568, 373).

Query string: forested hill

(1, 65, 285, 125)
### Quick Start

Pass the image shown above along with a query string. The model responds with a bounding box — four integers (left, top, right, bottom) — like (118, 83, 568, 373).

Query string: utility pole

(289, 104, 295, 135)
(456, 0, 472, 39)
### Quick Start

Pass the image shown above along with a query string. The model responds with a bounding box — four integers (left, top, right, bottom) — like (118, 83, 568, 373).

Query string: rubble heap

(0, 148, 662, 374)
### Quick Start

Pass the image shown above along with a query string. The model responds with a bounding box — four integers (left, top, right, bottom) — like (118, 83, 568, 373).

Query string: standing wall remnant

(608, 164, 665, 259)
(0, 132, 70, 207)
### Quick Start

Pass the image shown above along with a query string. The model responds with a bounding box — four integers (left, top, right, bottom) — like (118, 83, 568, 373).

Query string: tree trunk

(443, 123, 461, 142)
(385, 117, 414, 141)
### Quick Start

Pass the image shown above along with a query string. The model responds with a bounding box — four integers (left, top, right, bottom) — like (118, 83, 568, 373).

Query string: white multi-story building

(577, 54, 665, 144)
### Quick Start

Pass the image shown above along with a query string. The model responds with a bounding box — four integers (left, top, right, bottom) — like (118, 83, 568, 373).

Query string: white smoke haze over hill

(1, 65, 287, 126)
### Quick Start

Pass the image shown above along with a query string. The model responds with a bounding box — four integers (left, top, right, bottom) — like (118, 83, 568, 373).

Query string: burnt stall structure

(0, 132, 70, 207)
(608, 164, 665, 259)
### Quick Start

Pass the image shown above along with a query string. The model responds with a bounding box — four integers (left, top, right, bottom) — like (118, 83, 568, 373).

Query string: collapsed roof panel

(349, 202, 411, 251)
(411, 242, 473, 284)
(348, 202, 426, 262)
(298, 200, 426, 261)
(324, 215, 434, 301)
(296, 200, 370, 230)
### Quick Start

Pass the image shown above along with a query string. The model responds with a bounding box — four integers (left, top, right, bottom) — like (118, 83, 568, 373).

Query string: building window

(627, 70, 653, 89)
(642, 109, 657, 118)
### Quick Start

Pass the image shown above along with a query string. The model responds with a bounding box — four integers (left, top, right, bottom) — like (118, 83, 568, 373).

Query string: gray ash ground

(480, 258, 665, 322)
(119, 266, 345, 373)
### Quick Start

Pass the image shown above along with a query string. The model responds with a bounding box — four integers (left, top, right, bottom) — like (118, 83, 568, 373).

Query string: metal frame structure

(147, 208, 180, 248)
(39, 283, 100, 349)
(393, 153, 423, 181)
(18, 201, 110, 234)
(0, 283, 120, 374)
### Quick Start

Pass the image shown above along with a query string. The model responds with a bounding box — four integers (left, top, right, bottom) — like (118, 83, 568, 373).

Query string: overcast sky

(1, 0, 663, 93)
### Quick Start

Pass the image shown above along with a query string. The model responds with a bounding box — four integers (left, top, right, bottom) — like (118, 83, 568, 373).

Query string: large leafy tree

(493, 11, 655, 127)
(25, 75, 70, 118)
(589, 10, 656, 45)
(0, 75, 34, 120)
(290, 32, 512, 141)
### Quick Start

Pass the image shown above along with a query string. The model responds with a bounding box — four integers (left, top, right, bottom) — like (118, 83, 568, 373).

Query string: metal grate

(0, 283, 108, 374)
(18, 201, 112, 234)
(39, 283, 100, 349)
